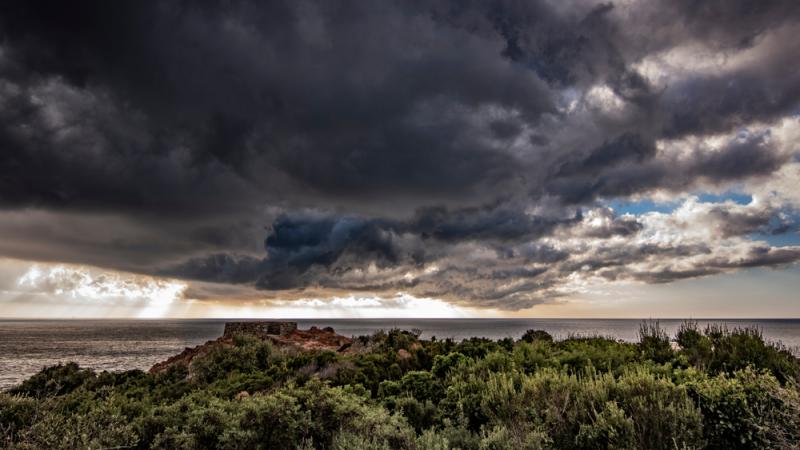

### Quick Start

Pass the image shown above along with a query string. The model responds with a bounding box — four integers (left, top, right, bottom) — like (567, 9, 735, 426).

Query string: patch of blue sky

(607, 198, 680, 215)
(556, 87, 581, 111)
(696, 192, 752, 205)
(606, 190, 751, 216)
(750, 232, 800, 247)
(749, 210, 800, 247)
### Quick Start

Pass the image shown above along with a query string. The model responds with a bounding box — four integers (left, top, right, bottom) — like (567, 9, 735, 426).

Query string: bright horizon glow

(6, 261, 188, 319)
(0, 258, 798, 319)
(191, 294, 488, 319)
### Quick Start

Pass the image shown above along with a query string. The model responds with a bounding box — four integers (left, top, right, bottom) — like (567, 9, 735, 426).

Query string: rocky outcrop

(223, 321, 298, 338)
(269, 325, 352, 351)
(149, 321, 352, 374)
(149, 340, 222, 374)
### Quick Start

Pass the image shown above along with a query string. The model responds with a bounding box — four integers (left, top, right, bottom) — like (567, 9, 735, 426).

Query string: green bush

(9, 362, 95, 398)
(190, 336, 276, 384)
(399, 371, 444, 403)
(689, 367, 800, 449)
(431, 352, 469, 378)
(676, 320, 713, 369)
(704, 325, 799, 383)
(575, 402, 635, 450)
(611, 369, 704, 449)
(554, 337, 638, 374)
(478, 425, 550, 450)
(638, 320, 673, 364)
(394, 396, 440, 432)
(520, 329, 553, 344)
(0, 393, 38, 445)
(18, 393, 139, 449)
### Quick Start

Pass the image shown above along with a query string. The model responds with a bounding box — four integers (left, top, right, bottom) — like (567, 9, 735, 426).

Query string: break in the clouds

(0, 0, 799, 313)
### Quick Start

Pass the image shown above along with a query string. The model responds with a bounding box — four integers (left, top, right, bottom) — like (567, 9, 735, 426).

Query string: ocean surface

(2, 318, 800, 390)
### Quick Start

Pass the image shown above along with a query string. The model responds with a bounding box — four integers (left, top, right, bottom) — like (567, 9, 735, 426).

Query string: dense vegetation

(2, 321, 799, 449)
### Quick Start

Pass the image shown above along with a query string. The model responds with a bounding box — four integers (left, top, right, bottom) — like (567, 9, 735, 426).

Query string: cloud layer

(0, 0, 799, 310)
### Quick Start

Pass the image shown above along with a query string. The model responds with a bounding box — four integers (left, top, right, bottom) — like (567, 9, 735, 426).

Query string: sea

(2, 318, 800, 390)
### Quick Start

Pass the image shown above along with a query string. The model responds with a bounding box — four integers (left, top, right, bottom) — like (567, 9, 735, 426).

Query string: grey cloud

(712, 246, 800, 269)
(632, 268, 721, 284)
(662, 71, 800, 140)
(556, 133, 657, 178)
(563, 131, 791, 203)
(167, 205, 578, 291)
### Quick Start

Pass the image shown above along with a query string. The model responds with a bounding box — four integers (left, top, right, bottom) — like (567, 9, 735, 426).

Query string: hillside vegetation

(2, 321, 799, 449)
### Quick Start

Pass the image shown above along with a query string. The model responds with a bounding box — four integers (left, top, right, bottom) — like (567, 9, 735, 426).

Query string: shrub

(415, 428, 451, 450)
(331, 432, 393, 450)
(378, 379, 402, 398)
(228, 391, 304, 448)
(676, 320, 712, 369)
(19, 393, 139, 449)
(431, 352, 469, 378)
(439, 372, 493, 432)
(190, 337, 276, 384)
(520, 329, 553, 344)
(395, 396, 440, 432)
(517, 369, 608, 447)
(400, 371, 444, 403)
(0, 393, 38, 445)
(575, 401, 636, 450)
(611, 369, 704, 449)
(512, 340, 553, 373)
(554, 337, 638, 374)
(689, 367, 800, 449)
(703, 325, 800, 384)
(638, 320, 673, 364)
(479, 425, 550, 450)
(9, 362, 95, 398)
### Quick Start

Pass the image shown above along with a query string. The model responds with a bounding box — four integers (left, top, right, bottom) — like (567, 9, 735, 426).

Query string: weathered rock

(149, 321, 352, 374)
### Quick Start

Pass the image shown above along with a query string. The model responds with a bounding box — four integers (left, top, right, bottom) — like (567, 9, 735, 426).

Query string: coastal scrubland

(1, 321, 799, 449)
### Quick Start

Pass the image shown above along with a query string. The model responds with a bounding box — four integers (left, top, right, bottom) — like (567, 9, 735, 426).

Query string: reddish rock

(149, 322, 352, 374)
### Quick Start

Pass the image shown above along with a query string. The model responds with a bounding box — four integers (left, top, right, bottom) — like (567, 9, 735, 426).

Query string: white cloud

(12, 264, 187, 318)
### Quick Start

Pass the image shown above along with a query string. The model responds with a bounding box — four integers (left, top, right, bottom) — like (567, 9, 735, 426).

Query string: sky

(0, 0, 799, 318)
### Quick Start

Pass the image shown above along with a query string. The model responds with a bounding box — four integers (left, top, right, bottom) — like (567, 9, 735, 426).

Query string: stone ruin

(150, 321, 352, 374)
(223, 321, 298, 338)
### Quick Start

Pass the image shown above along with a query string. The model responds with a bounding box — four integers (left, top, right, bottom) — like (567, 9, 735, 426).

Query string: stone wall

(223, 321, 298, 338)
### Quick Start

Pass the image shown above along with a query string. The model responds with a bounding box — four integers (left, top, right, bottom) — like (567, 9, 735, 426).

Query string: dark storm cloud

(666, 0, 800, 48)
(166, 254, 264, 285)
(408, 205, 578, 242)
(0, 0, 555, 212)
(167, 205, 580, 291)
(661, 70, 800, 139)
(551, 131, 790, 204)
(0, 0, 796, 212)
(1, 0, 799, 309)
(557, 133, 657, 177)
(630, 246, 800, 284)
